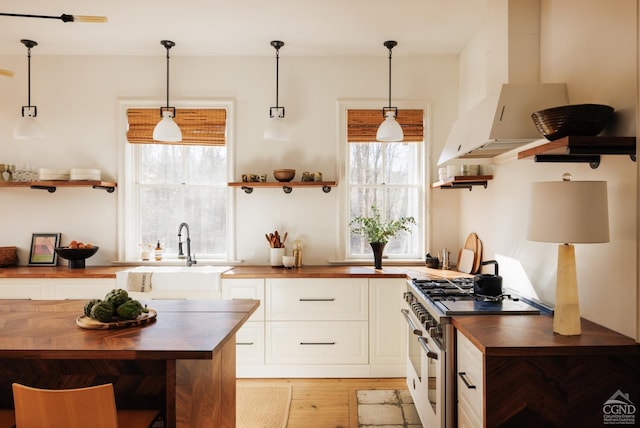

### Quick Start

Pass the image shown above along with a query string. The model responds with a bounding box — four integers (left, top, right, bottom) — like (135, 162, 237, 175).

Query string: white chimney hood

(438, 83, 568, 165)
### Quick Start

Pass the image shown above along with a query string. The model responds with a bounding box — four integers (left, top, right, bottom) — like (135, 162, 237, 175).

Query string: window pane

(185, 146, 227, 184)
(384, 143, 419, 184)
(140, 145, 183, 184)
(349, 144, 383, 184)
(140, 186, 184, 254)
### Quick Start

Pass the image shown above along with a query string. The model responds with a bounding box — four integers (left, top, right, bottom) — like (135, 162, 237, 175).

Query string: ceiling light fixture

(14, 39, 44, 140)
(0, 12, 107, 23)
(376, 40, 404, 142)
(153, 40, 182, 142)
(263, 40, 290, 142)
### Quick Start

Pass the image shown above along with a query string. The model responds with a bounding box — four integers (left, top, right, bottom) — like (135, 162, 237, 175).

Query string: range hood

(438, 83, 568, 165)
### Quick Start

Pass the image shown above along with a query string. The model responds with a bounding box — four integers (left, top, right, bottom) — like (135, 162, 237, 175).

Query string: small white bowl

(282, 256, 295, 268)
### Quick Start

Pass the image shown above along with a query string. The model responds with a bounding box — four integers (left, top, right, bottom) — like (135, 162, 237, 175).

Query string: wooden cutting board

(458, 248, 475, 274)
(463, 233, 480, 273)
(76, 309, 157, 330)
(474, 238, 483, 273)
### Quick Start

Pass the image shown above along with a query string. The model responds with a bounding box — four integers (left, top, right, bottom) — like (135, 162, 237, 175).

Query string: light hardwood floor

(237, 378, 408, 428)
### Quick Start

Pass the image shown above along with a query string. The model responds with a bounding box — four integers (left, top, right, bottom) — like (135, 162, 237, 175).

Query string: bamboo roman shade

(127, 108, 227, 145)
(347, 109, 424, 142)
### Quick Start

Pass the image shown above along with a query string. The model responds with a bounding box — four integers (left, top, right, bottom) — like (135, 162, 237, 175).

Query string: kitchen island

(0, 298, 259, 428)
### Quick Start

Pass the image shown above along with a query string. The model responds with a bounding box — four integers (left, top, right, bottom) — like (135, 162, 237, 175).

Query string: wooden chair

(12, 383, 160, 428)
(0, 409, 15, 428)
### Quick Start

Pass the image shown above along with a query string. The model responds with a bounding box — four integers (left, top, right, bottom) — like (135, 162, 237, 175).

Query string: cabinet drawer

(266, 321, 368, 364)
(52, 279, 115, 300)
(456, 331, 483, 421)
(222, 278, 265, 321)
(266, 278, 368, 321)
(235, 322, 264, 365)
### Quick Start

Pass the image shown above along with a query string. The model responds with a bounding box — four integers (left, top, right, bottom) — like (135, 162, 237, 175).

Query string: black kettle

(425, 253, 439, 268)
(473, 260, 503, 297)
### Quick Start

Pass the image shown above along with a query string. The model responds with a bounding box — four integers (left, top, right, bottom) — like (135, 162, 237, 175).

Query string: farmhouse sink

(115, 265, 232, 292)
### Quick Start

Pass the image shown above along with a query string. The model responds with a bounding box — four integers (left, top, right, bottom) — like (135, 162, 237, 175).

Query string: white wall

(456, 0, 637, 338)
(0, 53, 460, 266)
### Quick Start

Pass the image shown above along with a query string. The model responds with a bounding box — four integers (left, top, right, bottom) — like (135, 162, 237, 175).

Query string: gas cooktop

(410, 277, 541, 316)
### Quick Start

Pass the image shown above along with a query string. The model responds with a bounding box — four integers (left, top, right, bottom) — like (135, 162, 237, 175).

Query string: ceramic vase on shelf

(269, 247, 285, 266)
(370, 242, 386, 270)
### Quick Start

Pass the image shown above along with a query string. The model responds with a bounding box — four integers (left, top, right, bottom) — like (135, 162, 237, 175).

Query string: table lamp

(527, 174, 609, 335)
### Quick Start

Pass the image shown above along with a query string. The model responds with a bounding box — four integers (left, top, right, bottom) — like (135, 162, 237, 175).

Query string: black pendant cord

(387, 47, 392, 109)
(165, 46, 170, 109)
(26, 45, 32, 108)
(275, 46, 280, 109)
(1, 12, 63, 21)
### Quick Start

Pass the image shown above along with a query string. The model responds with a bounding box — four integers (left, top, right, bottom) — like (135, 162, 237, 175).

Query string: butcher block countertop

(0, 265, 472, 280)
(453, 314, 639, 356)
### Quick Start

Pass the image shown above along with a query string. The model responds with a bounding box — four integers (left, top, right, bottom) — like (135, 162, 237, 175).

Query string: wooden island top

(0, 298, 259, 428)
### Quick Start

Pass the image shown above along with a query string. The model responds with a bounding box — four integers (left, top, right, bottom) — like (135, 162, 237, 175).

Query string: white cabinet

(51, 278, 116, 299)
(0, 279, 48, 299)
(222, 278, 265, 373)
(266, 278, 368, 321)
(369, 278, 406, 376)
(456, 330, 484, 428)
(266, 321, 368, 364)
(0, 278, 116, 300)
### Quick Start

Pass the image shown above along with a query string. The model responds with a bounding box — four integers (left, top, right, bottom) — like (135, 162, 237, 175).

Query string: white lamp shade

(153, 111, 182, 142)
(14, 116, 45, 140)
(376, 111, 404, 142)
(527, 180, 609, 244)
(263, 117, 291, 142)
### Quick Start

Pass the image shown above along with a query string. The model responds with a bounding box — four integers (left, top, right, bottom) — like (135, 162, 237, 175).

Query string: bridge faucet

(177, 222, 197, 266)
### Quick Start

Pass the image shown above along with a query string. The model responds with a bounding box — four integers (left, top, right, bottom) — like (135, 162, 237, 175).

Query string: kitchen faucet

(177, 222, 197, 266)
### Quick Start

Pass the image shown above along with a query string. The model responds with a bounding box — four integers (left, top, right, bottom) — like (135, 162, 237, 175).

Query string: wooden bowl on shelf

(273, 169, 296, 182)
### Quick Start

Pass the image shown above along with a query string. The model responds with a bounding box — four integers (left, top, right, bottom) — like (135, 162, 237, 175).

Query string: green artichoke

(83, 299, 101, 317)
(116, 300, 145, 320)
(90, 301, 115, 323)
(104, 288, 130, 308)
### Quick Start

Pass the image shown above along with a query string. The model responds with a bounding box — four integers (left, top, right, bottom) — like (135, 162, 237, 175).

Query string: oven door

(401, 308, 430, 426)
(419, 332, 446, 428)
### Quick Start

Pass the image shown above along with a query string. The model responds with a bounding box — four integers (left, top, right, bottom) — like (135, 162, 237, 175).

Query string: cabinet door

(456, 330, 484, 425)
(0, 279, 47, 299)
(235, 321, 265, 365)
(369, 278, 406, 376)
(266, 278, 368, 321)
(51, 278, 116, 300)
(266, 321, 368, 364)
(222, 278, 265, 321)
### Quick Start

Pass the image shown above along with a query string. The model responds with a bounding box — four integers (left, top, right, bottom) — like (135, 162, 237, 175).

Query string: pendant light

(153, 40, 182, 142)
(263, 40, 290, 142)
(0, 12, 107, 23)
(376, 40, 404, 142)
(14, 39, 44, 140)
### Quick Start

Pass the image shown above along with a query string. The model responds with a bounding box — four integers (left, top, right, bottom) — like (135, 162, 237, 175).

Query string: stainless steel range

(401, 276, 544, 428)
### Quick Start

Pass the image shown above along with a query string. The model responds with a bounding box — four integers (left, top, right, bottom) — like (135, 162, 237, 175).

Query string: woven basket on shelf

(531, 103, 614, 141)
(0, 246, 18, 267)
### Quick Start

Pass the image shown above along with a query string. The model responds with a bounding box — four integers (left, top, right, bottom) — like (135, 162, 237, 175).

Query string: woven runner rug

(237, 385, 292, 428)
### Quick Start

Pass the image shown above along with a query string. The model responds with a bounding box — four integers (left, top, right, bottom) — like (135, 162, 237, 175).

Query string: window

(119, 102, 234, 261)
(341, 104, 426, 261)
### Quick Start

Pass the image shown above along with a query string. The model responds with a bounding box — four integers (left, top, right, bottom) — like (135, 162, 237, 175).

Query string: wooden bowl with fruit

(55, 241, 99, 269)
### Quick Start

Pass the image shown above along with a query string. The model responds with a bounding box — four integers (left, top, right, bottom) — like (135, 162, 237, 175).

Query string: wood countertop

(0, 264, 471, 280)
(0, 299, 259, 359)
(453, 314, 639, 356)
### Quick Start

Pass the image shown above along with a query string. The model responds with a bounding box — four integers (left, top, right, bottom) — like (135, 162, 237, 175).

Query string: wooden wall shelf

(431, 175, 493, 191)
(228, 181, 337, 194)
(517, 136, 636, 168)
(0, 180, 117, 193)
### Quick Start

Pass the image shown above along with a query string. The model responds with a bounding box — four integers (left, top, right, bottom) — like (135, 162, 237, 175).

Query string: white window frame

(116, 99, 237, 263)
(336, 99, 431, 262)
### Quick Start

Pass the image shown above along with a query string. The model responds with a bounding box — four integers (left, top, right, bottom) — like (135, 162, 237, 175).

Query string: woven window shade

(127, 108, 227, 145)
(347, 109, 424, 143)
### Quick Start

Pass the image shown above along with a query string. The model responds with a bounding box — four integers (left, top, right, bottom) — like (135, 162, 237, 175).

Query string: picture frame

(28, 233, 61, 266)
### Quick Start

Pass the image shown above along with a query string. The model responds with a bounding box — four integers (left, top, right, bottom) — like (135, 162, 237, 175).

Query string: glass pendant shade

(153, 110, 182, 142)
(14, 115, 45, 140)
(264, 115, 290, 142)
(376, 110, 404, 142)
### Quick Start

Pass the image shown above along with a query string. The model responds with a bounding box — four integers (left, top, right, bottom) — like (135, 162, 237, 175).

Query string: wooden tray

(76, 309, 157, 330)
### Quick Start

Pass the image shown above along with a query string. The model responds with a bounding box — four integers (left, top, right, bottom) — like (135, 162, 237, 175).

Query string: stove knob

(428, 327, 442, 340)
(426, 319, 437, 329)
